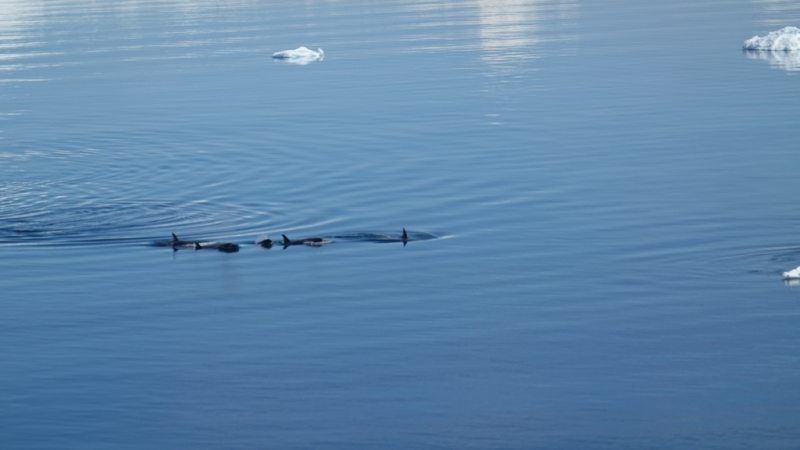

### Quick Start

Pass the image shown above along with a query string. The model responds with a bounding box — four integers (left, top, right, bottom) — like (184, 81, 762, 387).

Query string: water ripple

(0, 198, 271, 248)
(0, 180, 442, 248)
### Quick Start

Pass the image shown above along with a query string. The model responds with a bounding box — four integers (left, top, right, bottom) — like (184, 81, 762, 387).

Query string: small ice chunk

(782, 266, 800, 279)
(744, 27, 800, 51)
(272, 47, 324, 65)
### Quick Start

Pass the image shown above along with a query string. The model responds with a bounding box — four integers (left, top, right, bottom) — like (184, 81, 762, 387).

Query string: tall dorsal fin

(282, 234, 291, 243)
(402, 228, 408, 240)
(172, 233, 179, 242)
(194, 242, 202, 249)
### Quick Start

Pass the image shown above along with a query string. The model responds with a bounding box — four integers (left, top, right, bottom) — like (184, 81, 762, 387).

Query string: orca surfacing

(196, 242, 240, 253)
(164, 228, 419, 253)
(281, 234, 325, 248)
(167, 233, 239, 252)
(171, 233, 197, 248)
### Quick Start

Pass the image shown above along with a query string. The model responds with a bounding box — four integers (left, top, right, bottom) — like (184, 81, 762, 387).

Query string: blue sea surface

(2, 0, 800, 448)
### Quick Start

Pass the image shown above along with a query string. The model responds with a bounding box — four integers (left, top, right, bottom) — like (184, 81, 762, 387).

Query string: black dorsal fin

(172, 233, 179, 242)
(194, 242, 202, 249)
(402, 228, 408, 240)
(282, 234, 290, 243)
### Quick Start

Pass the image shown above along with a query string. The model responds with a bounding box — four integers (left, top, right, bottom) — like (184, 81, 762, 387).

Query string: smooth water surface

(2, 0, 800, 448)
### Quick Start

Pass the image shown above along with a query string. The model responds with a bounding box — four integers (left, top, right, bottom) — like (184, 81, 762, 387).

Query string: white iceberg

(782, 266, 800, 279)
(272, 47, 324, 65)
(743, 27, 800, 51)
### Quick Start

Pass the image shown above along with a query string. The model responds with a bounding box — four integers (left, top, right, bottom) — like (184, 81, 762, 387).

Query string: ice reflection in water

(0, 0, 267, 77)
(744, 49, 800, 71)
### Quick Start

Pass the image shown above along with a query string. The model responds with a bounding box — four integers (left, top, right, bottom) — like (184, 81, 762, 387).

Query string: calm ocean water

(1, 0, 800, 448)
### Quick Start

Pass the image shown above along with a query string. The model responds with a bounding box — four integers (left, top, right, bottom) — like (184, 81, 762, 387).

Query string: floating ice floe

(272, 47, 324, 65)
(743, 27, 800, 51)
(782, 266, 800, 279)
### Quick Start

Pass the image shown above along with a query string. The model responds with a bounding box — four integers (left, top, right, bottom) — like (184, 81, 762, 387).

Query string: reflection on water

(0, 0, 47, 78)
(744, 48, 800, 71)
(399, 0, 576, 64)
(478, 0, 543, 81)
(0, 0, 43, 35)
(0, 0, 265, 80)
(0, 0, 579, 81)
(753, 0, 800, 27)
(477, 0, 576, 67)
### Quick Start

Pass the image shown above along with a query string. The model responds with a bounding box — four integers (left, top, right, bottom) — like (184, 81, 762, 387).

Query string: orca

(258, 238, 274, 249)
(171, 233, 197, 248)
(282, 234, 325, 248)
(196, 242, 240, 253)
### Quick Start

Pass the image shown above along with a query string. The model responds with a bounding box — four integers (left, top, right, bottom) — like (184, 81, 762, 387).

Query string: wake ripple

(0, 185, 442, 248)
(0, 188, 276, 247)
